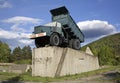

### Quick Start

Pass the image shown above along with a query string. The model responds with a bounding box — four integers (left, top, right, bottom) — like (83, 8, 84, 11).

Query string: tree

(0, 41, 11, 62)
(12, 46, 22, 61)
(11, 45, 32, 64)
(22, 45, 32, 60)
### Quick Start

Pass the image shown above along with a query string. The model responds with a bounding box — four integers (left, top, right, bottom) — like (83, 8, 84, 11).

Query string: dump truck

(30, 6, 84, 50)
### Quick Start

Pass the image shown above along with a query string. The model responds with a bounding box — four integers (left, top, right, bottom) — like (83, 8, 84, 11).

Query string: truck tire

(72, 39, 80, 50)
(35, 38, 45, 48)
(50, 33, 61, 46)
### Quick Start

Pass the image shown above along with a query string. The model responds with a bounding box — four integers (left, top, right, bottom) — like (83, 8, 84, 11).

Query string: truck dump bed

(50, 6, 84, 42)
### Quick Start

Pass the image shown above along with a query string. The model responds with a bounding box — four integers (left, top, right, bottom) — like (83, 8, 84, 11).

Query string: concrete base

(32, 47, 99, 77)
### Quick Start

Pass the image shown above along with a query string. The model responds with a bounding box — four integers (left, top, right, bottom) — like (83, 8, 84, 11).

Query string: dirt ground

(50, 71, 120, 83)
(11, 71, 120, 83)
(52, 70, 120, 83)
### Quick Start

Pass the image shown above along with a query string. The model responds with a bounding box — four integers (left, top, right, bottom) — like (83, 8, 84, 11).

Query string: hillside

(82, 33, 120, 65)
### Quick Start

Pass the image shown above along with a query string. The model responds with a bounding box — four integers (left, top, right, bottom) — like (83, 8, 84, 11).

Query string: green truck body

(30, 6, 84, 50)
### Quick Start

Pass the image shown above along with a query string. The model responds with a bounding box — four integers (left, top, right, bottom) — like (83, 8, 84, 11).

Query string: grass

(0, 65, 120, 82)
(14, 59, 31, 64)
(0, 72, 19, 80)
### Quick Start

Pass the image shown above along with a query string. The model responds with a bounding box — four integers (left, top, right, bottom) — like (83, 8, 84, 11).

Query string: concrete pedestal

(32, 47, 99, 77)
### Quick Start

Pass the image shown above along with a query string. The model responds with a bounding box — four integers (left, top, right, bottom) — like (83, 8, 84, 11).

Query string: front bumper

(30, 32, 46, 39)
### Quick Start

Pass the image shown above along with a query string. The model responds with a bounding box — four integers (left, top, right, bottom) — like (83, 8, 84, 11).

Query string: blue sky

(0, 0, 120, 49)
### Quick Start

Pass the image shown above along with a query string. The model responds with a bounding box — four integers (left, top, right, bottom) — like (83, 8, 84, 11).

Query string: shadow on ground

(2, 76, 23, 83)
(102, 71, 120, 83)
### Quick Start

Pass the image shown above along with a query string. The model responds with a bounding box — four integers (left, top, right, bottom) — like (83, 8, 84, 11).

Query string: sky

(0, 0, 120, 49)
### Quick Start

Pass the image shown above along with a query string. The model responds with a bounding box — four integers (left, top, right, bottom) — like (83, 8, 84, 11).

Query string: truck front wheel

(35, 38, 45, 48)
(50, 33, 61, 46)
(72, 39, 80, 50)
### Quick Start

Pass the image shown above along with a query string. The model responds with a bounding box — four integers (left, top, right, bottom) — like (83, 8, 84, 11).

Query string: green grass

(0, 72, 19, 80)
(0, 66, 120, 82)
(14, 59, 31, 64)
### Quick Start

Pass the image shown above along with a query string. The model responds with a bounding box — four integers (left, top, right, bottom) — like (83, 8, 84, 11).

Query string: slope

(81, 33, 120, 65)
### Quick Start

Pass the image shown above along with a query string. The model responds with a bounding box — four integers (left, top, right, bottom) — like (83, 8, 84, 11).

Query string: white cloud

(77, 20, 116, 38)
(20, 33, 31, 38)
(77, 20, 117, 46)
(0, 16, 42, 49)
(3, 16, 41, 24)
(10, 23, 26, 32)
(0, 28, 34, 49)
(0, 28, 19, 39)
(18, 39, 33, 45)
(0, 28, 30, 39)
(0, 1, 12, 8)
(2, 16, 42, 33)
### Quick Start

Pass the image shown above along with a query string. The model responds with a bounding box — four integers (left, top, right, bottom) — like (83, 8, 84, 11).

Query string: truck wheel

(50, 33, 61, 46)
(35, 38, 45, 48)
(72, 39, 80, 50)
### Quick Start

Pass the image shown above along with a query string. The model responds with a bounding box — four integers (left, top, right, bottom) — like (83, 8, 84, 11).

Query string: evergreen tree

(0, 41, 32, 64)
(12, 46, 22, 61)
(22, 45, 32, 60)
(0, 41, 11, 62)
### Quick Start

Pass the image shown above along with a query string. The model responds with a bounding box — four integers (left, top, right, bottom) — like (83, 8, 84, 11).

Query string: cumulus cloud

(0, 28, 31, 39)
(77, 20, 116, 38)
(0, 28, 18, 39)
(0, 38, 34, 49)
(0, 1, 12, 8)
(3, 16, 41, 24)
(0, 16, 42, 49)
(2, 16, 42, 33)
(18, 39, 33, 45)
(0, 28, 34, 49)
